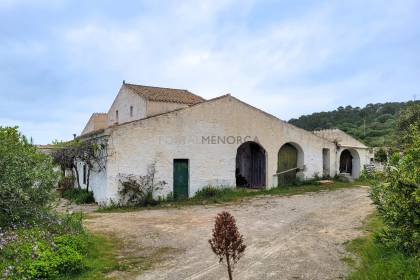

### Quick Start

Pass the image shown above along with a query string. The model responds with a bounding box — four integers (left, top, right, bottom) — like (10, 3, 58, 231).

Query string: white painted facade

(107, 86, 148, 125)
(76, 84, 372, 204)
(107, 85, 189, 126)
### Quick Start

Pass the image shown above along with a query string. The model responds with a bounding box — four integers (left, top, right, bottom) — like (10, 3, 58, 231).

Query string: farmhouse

(76, 81, 372, 203)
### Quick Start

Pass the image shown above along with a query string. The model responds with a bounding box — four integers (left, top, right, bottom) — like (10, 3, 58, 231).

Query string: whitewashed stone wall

(107, 86, 147, 125)
(336, 146, 371, 178)
(74, 161, 108, 202)
(107, 85, 191, 126)
(73, 135, 110, 203)
(101, 95, 338, 203)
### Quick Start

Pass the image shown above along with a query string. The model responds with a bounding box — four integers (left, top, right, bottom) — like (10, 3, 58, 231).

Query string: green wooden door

(173, 159, 189, 199)
(277, 144, 298, 186)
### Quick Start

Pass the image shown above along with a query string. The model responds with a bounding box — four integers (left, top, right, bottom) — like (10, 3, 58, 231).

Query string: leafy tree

(209, 211, 246, 280)
(289, 101, 419, 147)
(396, 102, 420, 148)
(370, 126, 420, 255)
(0, 127, 57, 228)
(374, 148, 388, 163)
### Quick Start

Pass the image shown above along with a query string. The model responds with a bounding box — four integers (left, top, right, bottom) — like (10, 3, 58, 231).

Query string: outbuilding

(76, 82, 372, 204)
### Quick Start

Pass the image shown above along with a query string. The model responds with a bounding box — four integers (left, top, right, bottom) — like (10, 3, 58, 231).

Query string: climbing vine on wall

(51, 137, 108, 191)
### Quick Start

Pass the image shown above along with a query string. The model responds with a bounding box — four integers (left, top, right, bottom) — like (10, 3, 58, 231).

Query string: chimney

(123, 80, 126, 84)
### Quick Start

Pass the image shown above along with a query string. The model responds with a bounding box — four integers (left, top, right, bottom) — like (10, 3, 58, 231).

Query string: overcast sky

(1, 0, 419, 144)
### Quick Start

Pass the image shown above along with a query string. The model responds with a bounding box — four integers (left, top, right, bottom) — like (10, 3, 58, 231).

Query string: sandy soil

(85, 187, 373, 280)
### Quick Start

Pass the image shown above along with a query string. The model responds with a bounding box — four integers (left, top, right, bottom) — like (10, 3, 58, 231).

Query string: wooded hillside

(289, 101, 419, 147)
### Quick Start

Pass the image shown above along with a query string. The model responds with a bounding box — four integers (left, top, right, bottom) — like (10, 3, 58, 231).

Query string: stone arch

(339, 148, 360, 178)
(277, 142, 304, 186)
(235, 141, 267, 188)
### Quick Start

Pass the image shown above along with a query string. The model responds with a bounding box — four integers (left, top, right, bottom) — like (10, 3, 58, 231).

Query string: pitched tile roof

(124, 83, 205, 105)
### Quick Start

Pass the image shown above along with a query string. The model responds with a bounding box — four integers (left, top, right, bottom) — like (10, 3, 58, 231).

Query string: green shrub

(359, 169, 385, 184)
(370, 126, 420, 255)
(374, 148, 388, 162)
(58, 176, 75, 190)
(25, 243, 84, 278)
(63, 188, 95, 204)
(0, 214, 88, 279)
(53, 234, 88, 254)
(0, 127, 58, 228)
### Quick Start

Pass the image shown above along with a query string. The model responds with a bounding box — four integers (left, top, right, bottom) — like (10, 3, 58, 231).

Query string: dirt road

(85, 187, 373, 280)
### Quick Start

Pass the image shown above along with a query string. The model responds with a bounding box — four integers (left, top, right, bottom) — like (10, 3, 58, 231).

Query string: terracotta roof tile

(124, 83, 205, 104)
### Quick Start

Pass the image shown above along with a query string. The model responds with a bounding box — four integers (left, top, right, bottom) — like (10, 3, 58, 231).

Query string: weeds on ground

(97, 180, 362, 213)
(344, 214, 420, 280)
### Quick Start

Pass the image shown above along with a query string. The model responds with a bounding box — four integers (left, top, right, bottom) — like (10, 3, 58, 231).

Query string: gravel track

(85, 187, 373, 280)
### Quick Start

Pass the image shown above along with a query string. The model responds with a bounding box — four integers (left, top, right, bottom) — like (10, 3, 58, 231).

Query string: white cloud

(2, 0, 419, 143)
(56, 1, 417, 119)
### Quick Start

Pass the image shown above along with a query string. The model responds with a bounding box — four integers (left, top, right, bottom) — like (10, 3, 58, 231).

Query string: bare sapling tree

(209, 211, 246, 280)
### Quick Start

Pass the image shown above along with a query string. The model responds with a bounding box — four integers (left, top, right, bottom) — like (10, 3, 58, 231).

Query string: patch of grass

(98, 180, 362, 213)
(69, 233, 173, 279)
(344, 213, 420, 280)
(66, 234, 121, 280)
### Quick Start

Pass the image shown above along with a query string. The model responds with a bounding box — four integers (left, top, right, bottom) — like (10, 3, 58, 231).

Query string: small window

(116, 110, 119, 123)
(130, 106, 133, 117)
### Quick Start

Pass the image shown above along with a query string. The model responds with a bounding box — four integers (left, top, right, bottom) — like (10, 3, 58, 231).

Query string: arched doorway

(277, 142, 304, 186)
(236, 141, 266, 188)
(339, 149, 353, 174)
(339, 148, 360, 177)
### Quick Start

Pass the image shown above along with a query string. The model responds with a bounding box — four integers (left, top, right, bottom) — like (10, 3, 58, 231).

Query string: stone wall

(107, 86, 147, 125)
(100, 95, 338, 203)
(75, 160, 108, 202)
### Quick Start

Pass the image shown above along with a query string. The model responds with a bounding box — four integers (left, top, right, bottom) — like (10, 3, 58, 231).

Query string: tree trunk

(226, 254, 233, 280)
(73, 164, 81, 189)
